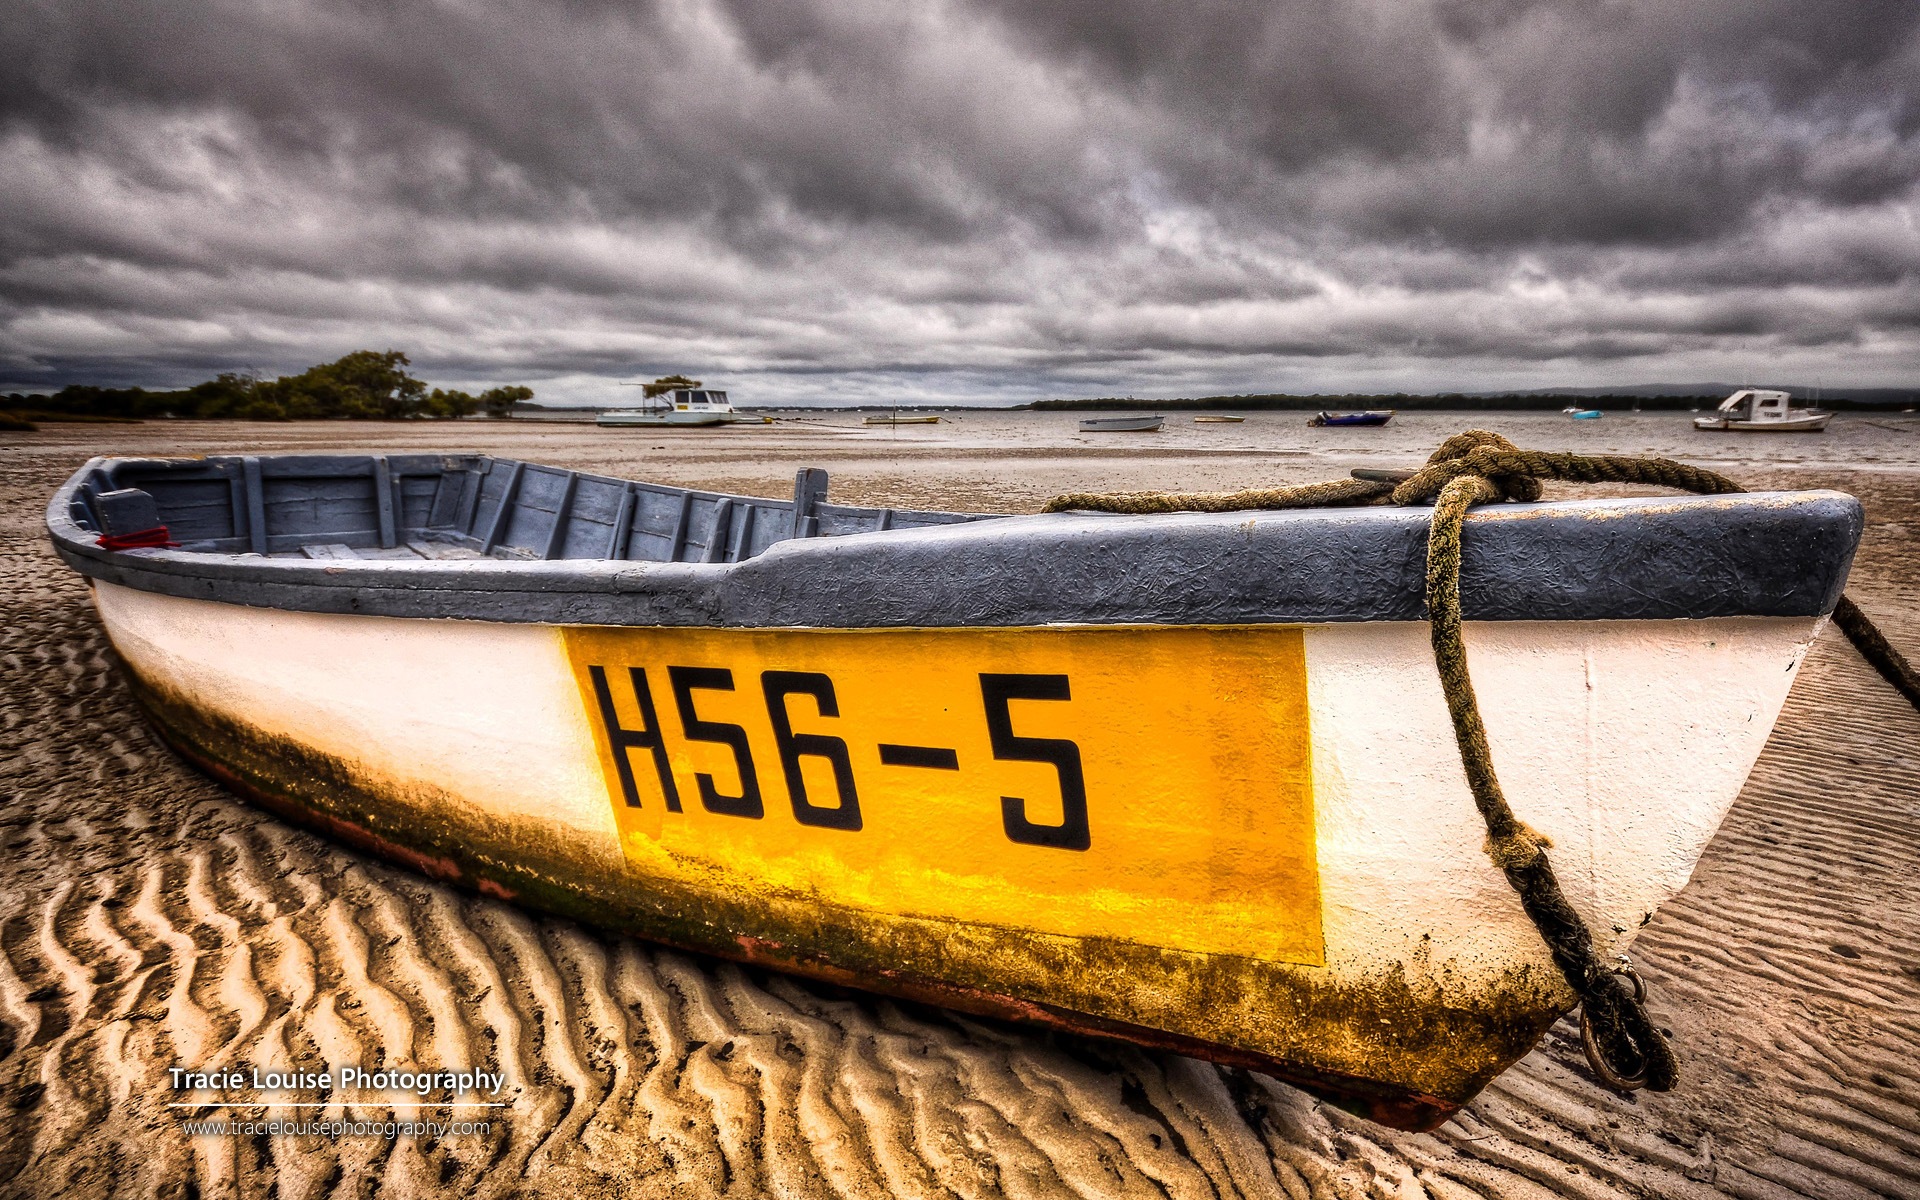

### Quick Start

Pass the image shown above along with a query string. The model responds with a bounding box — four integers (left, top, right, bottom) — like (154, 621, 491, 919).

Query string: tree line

(3, 351, 533, 426)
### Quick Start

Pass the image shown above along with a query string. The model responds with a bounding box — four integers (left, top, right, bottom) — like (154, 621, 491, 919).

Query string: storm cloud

(3, 0, 1918, 402)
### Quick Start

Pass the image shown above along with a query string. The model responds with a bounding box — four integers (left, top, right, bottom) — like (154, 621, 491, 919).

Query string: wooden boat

(47, 453, 1861, 1129)
(1193, 415, 1246, 423)
(1308, 410, 1394, 427)
(1694, 389, 1832, 432)
(863, 414, 942, 425)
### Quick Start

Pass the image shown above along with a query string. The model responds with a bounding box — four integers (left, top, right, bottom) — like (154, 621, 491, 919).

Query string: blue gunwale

(48, 453, 1862, 629)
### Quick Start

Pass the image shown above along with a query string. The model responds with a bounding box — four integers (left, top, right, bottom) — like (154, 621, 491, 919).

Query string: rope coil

(1046, 429, 1920, 1095)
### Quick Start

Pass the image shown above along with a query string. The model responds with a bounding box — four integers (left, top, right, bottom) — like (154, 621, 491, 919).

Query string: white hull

(94, 580, 1819, 1024)
(1694, 413, 1832, 432)
(597, 411, 734, 427)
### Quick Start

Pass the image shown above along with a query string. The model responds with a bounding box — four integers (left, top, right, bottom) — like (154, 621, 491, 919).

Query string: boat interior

(62, 454, 982, 563)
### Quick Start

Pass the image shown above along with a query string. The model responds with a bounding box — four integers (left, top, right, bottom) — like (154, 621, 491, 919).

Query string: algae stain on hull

(119, 662, 1567, 1133)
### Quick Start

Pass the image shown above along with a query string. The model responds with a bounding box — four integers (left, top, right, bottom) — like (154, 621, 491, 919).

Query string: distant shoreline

(14, 397, 1917, 428)
(521, 391, 1919, 416)
(1026, 392, 1918, 413)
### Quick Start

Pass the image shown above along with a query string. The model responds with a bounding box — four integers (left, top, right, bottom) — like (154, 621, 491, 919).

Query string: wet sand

(2, 414, 1917, 1198)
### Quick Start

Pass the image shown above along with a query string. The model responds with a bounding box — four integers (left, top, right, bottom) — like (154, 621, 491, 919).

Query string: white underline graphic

(168, 1102, 510, 1108)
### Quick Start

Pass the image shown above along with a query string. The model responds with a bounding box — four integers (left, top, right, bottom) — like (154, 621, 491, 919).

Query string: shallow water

(718, 408, 1920, 473)
(2, 420, 1917, 1198)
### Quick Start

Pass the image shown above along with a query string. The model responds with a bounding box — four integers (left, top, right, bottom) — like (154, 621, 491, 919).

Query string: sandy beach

(3, 412, 1917, 1199)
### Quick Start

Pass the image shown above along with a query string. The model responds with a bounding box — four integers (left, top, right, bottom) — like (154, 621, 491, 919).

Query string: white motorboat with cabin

(1694, 389, 1832, 432)
(599, 386, 752, 428)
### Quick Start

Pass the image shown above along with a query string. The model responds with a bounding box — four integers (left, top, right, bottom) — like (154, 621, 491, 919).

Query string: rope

(1421, 453, 1677, 1091)
(1046, 429, 1920, 1095)
(1832, 595, 1920, 710)
(1042, 476, 1393, 514)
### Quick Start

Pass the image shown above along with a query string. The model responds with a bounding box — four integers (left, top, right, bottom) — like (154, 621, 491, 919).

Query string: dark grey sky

(4, 0, 1918, 404)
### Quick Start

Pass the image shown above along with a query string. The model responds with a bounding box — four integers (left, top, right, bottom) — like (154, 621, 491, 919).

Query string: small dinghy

(1079, 415, 1165, 432)
(1309, 410, 1394, 427)
(48, 451, 1863, 1128)
(1193, 414, 1246, 423)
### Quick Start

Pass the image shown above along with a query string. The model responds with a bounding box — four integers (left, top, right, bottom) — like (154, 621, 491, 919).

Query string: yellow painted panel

(560, 625, 1322, 966)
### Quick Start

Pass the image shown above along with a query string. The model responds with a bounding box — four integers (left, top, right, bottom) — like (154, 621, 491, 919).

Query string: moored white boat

(1079, 414, 1165, 431)
(46, 453, 1861, 1128)
(598, 386, 755, 427)
(1695, 388, 1832, 432)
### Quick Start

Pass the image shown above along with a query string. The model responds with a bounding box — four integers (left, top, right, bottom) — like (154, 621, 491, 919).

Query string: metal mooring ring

(1580, 965, 1651, 1091)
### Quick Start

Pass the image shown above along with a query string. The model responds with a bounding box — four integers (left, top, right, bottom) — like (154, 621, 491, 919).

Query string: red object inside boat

(98, 527, 178, 550)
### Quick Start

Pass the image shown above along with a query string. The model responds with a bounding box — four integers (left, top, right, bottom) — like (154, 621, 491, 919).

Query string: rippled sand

(2, 415, 1917, 1198)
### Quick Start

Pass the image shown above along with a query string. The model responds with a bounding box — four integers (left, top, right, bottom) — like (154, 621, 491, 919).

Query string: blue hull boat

(1309, 410, 1394, 427)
